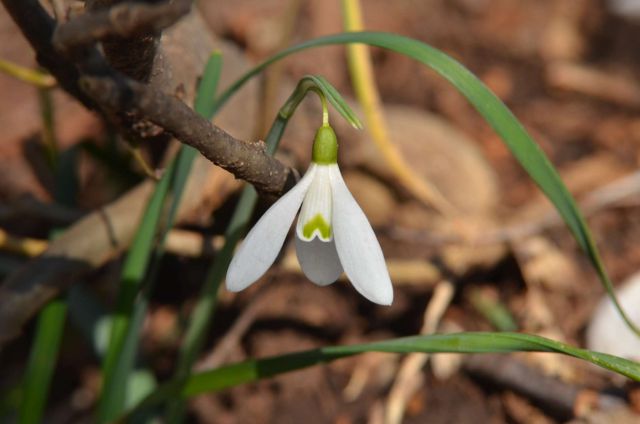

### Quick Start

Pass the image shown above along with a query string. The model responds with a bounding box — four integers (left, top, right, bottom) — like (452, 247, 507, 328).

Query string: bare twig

(49, 2, 194, 159)
(0, 227, 225, 260)
(79, 0, 192, 82)
(80, 74, 295, 195)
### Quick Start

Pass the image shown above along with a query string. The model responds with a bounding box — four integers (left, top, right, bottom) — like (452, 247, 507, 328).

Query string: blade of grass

(122, 331, 640, 418)
(18, 300, 67, 424)
(212, 31, 639, 337)
(97, 163, 173, 422)
(129, 146, 158, 180)
(193, 50, 223, 119)
(96, 51, 223, 423)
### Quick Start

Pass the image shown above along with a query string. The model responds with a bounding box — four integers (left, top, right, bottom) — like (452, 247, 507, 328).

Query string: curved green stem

(318, 89, 329, 126)
(278, 75, 360, 128)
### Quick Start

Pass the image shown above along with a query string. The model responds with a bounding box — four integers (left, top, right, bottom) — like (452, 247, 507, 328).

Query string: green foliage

(19, 300, 67, 424)
(124, 331, 640, 417)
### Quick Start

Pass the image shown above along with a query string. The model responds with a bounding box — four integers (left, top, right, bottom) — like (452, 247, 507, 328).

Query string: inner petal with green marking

(302, 213, 332, 240)
(296, 164, 333, 242)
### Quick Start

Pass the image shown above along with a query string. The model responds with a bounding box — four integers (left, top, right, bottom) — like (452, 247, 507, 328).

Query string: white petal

(329, 164, 393, 305)
(295, 234, 343, 286)
(296, 165, 333, 242)
(226, 165, 317, 292)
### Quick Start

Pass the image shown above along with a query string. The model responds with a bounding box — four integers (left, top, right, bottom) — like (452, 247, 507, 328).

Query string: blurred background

(1, 0, 640, 422)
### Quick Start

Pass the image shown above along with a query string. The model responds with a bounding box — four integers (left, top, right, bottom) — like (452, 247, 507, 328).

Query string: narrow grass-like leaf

(213, 31, 638, 336)
(97, 167, 172, 423)
(194, 51, 222, 120)
(122, 331, 640, 417)
(18, 300, 67, 424)
(65, 286, 159, 409)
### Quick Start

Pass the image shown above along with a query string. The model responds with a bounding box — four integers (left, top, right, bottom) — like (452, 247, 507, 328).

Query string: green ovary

(302, 214, 331, 240)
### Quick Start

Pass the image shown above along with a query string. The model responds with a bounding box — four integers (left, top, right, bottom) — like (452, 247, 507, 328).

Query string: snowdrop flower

(226, 124, 393, 305)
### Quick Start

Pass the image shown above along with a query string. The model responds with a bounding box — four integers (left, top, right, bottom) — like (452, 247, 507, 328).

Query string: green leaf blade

(122, 331, 640, 419)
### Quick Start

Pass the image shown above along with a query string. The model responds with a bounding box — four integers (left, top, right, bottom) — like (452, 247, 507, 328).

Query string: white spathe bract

(226, 163, 393, 305)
